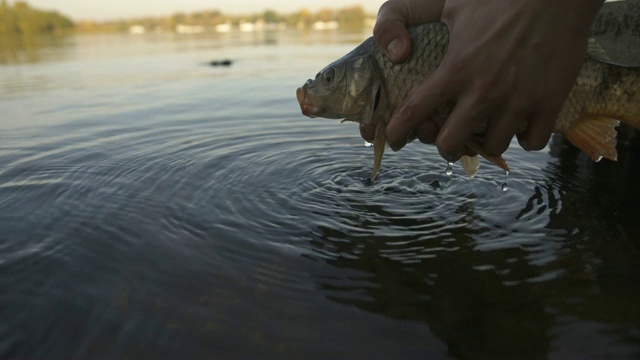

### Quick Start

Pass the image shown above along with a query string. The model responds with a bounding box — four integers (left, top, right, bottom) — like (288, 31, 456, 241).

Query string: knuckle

(372, 21, 388, 41)
(376, 0, 409, 20)
(373, 0, 406, 37)
(471, 78, 500, 106)
(396, 98, 417, 119)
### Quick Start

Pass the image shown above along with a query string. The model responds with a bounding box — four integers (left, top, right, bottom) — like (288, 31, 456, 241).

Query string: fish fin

(565, 115, 620, 162)
(371, 121, 386, 181)
(465, 137, 510, 173)
(460, 155, 480, 178)
(587, 38, 612, 63)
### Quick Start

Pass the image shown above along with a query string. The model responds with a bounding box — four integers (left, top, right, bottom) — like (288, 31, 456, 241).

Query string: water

(1, 29, 640, 360)
(445, 161, 454, 176)
(502, 171, 509, 192)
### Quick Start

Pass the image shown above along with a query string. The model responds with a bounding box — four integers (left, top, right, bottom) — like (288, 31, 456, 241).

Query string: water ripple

(0, 105, 596, 282)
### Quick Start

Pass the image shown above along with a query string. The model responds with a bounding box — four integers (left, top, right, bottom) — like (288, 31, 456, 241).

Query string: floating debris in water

(209, 59, 232, 67)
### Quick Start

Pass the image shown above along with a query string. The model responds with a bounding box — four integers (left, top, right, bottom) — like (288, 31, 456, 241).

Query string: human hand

(360, 0, 446, 145)
(363, 0, 604, 162)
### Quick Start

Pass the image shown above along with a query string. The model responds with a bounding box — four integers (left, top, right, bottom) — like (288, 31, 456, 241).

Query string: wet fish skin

(297, 23, 448, 126)
(296, 22, 640, 179)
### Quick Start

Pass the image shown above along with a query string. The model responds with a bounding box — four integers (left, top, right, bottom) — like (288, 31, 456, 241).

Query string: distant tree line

(0, 0, 74, 35)
(76, 5, 371, 33)
(0, 1, 370, 36)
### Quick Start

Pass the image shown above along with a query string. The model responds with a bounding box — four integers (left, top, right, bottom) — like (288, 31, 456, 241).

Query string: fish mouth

(296, 83, 317, 118)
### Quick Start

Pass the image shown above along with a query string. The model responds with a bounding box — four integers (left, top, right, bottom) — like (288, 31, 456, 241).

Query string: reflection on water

(304, 138, 640, 359)
(0, 34, 73, 65)
(1, 10, 639, 360)
(303, 138, 640, 359)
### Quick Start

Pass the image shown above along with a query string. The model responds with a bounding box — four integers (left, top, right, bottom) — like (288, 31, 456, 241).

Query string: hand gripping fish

(295, 22, 640, 180)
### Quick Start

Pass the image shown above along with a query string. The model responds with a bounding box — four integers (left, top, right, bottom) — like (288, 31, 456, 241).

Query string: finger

(407, 130, 418, 144)
(482, 108, 528, 156)
(416, 119, 439, 144)
(463, 146, 478, 157)
(417, 120, 477, 156)
(374, 0, 446, 63)
(359, 123, 375, 143)
(517, 109, 558, 151)
(373, 3, 412, 63)
(435, 97, 487, 162)
(386, 72, 450, 151)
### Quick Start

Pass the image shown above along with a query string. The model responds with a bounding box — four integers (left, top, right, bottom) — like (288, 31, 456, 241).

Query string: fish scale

(296, 22, 640, 179)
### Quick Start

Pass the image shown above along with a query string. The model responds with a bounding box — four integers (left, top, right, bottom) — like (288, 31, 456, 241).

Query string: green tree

(0, 1, 73, 36)
(263, 9, 279, 23)
(337, 5, 365, 29)
(314, 8, 334, 23)
(0, 0, 19, 34)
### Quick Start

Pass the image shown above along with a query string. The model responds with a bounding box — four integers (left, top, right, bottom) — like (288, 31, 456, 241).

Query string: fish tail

(465, 137, 510, 173)
(460, 155, 480, 177)
(564, 115, 620, 161)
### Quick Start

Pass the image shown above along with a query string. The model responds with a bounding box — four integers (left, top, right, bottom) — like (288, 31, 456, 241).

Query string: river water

(1, 27, 639, 359)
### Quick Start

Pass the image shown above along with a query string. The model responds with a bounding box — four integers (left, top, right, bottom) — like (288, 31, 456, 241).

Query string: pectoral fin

(465, 137, 510, 173)
(460, 155, 480, 177)
(371, 121, 386, 181)
(564, 115, 620, 161)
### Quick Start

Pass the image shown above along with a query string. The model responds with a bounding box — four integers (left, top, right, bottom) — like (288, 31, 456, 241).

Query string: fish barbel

(295, 22, 640, 180)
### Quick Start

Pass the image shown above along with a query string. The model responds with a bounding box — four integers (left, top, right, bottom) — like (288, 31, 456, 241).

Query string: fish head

(296, 52, 380, 124)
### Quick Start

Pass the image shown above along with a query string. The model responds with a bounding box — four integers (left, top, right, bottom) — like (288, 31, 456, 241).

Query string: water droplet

(364, 141, 373, 147)
(501, 170, 509, 191)
(445, 162, 454, 176)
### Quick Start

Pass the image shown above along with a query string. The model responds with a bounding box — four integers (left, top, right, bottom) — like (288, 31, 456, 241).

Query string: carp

(296, 22, 640, 180)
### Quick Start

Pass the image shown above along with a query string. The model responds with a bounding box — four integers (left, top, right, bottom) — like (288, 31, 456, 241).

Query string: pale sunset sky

(21, 0, 384, 21)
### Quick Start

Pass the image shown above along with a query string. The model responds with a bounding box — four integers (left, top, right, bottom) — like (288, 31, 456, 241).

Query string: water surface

(1, 28, 639, 359)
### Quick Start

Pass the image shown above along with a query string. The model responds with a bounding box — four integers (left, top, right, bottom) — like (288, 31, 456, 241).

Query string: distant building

(175, 24, 204, 34)
(312, 21, 339, 30)
(128, 25, 145, 35)
(215, 22, 232, 33)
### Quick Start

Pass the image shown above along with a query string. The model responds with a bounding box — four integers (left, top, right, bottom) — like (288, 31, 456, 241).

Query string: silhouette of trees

(0, 1, 74, 35)
(76, 5, 371, 33)
(0, 2, 370, 35)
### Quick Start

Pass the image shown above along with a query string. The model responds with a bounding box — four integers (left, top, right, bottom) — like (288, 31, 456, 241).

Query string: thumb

(373, 0, 446, 63)
(373, 11, 411, 63)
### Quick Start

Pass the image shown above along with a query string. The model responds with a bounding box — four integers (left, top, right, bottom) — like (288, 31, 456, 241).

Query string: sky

(22, 0, 384, 21)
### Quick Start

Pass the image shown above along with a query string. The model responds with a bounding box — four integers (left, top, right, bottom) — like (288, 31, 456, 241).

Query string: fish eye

(323, 68, 336, 85)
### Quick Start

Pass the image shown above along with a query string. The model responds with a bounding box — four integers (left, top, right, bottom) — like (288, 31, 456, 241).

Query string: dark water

(1, 27, 639, 360)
